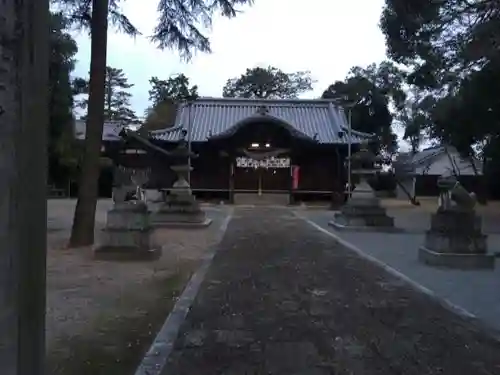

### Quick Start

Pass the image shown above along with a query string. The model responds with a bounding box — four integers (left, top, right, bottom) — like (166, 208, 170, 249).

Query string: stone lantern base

(419, 209, 494, 269)
(329, 179, 399, 232)
(153, 179, 211, 228)
(95, 201, 160, 261)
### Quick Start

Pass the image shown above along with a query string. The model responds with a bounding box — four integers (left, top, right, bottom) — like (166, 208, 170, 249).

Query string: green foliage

(54, 0, 256, 246)
(431, 61, 500, 157)
(143, 74, 199, 130)
(151, 0, 255, 59)
(380, 0, 500, 89)
(76, 66, 139, 123)
(349, 62, 407, 110)
(56, 0, 254, 60)
(55, 0, 256, 246)
(72, 77, 88, 95)
(322, 62, 405, 154)
(55, 0, 140, 37)
(397, 88, 435, 153)
(380, 0, 500, 172)
(222, 66, 314, 99)
(48, 12, 79, 185)
(148, 74, 199, 106)
(104, 67, 138, 123)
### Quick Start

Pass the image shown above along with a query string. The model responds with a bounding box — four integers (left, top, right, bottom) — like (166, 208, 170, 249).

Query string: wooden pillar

(289, 143, 297, 205)
(289, 158, 295, 205)
(330, 168, 336, 209)
(331, 147, 340, 208)
(0, 0, 49, 374)
(257, 168, 263, 196)
(229, 158, 235, 204)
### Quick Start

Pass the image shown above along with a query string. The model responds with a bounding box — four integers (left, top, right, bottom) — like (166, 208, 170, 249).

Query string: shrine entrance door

(233, 156, 291, 205)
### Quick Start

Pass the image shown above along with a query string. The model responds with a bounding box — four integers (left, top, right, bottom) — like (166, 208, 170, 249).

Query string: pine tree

(56, 0, 255, 247)
(76, 66, 138, 123)
(104, 67, 138, 123)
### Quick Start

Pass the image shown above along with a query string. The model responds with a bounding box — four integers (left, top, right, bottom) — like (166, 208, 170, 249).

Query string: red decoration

(292, 165, 300, 190)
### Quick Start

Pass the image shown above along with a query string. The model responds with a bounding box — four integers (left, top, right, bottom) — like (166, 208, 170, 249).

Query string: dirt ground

(45, 199, 228, 374)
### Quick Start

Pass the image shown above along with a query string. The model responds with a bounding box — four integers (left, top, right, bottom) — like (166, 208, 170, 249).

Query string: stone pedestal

(153, 177, 211, 228)
(95, 201, 159, 261)
(329, 179, 398, 232)
(419, 209, 494, 269)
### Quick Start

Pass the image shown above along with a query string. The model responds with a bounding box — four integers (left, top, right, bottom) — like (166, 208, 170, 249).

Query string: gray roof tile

(151, 98, 371, 144)
(74, 119, 146, 142)
(396, 145, 483, 174)
(74, 119, 128, 141)
(398, 145, 448, 167)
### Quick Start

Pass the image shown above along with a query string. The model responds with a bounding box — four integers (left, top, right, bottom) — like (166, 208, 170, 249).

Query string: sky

(72, 0, 411, 149)
(72, 0, 388, 114)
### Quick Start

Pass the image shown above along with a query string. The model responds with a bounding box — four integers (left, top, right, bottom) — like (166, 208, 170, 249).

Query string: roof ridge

(190, 97, 343, 105)
(189, 102, 334, 109)
(420, 145, 443, 152)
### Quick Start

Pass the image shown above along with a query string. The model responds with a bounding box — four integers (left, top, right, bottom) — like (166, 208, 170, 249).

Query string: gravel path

(163, 207, 500, 375)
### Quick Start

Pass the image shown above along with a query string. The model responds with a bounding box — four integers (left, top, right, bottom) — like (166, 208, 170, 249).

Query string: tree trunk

(0, 0, 49, 374)
(70, 0, 110, 247)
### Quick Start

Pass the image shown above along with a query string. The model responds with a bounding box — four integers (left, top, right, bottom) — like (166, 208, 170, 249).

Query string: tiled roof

(396, 146, 447, 169)
(73, 119, 132, 141)
(410, 145, 444, 165)
(151, 98, 371, 144)
(396, 145, 483, 174)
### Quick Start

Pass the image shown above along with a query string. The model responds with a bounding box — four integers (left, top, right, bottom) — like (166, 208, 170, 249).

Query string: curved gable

(208, 112, 315, 141)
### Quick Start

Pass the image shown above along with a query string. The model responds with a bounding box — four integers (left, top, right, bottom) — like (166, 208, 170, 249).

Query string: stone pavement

(302, 209, 500, 333)
(162, 207, 500, 374)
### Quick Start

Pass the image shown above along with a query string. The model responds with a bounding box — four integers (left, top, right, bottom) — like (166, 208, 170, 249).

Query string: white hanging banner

(236, 156, 290, 169)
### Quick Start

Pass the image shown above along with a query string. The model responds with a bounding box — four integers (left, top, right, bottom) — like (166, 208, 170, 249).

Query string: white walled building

(395, 145, 483, 200)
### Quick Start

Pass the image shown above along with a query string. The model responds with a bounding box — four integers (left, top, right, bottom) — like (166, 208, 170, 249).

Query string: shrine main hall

(91, 98, 371, 204)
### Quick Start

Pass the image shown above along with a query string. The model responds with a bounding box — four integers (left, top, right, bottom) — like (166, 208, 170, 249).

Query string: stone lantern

(95, 138, 158, 261)
(153, 130, 212, 227)
(329, 142, 397, 231)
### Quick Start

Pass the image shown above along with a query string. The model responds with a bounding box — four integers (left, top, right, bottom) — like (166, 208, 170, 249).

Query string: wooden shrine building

(145, 98, 371, 204)
(75, 98, 371, 203)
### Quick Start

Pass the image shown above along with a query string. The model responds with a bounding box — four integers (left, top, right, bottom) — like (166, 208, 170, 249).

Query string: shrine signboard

(236, 156, 290, 169)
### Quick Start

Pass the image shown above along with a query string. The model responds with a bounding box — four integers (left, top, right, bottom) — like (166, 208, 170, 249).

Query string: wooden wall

(190, 144, 230, 190)
(94, 139, 350, 203)
(189, 142, 346, 201)
(291, 145, 345, 192)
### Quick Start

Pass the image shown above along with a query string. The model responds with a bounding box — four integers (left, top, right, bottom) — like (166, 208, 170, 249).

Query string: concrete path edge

(295, 212, 500, 342)
(134, 208, 234, 375)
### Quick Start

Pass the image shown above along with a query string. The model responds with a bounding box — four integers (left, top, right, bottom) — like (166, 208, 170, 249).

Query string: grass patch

(46, 267, 195, 375)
